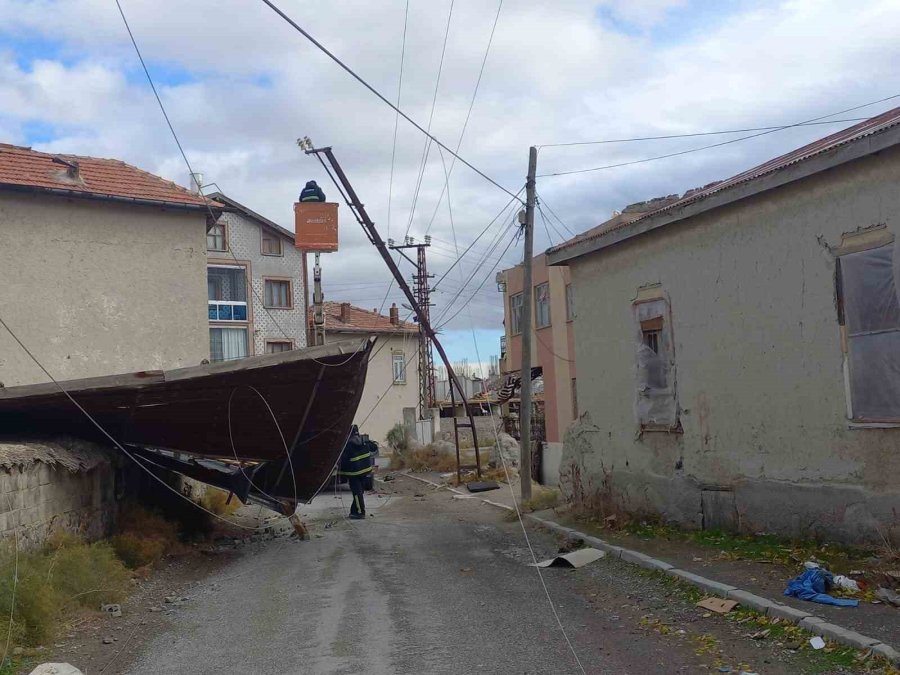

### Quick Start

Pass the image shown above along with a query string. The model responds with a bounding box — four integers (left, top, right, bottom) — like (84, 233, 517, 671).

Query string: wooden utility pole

(519, 146, 537, 502)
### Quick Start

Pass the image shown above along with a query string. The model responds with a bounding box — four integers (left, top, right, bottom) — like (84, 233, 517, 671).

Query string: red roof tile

(309, 302, 418, 333)
(0, 143, 218, 209)
(548, 106, 900, 255)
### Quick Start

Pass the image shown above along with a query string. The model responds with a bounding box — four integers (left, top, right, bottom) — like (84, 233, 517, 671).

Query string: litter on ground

(810, 636, 826, 650)
(696, 597, 739, 614)
(531, 547, 606, 568)
(783, 567, 859, 607)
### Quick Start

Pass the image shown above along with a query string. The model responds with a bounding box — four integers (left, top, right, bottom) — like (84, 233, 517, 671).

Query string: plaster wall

(328, 331, 419, 445)
(563, 146, 900, 542)
(0, 193, 208, 386)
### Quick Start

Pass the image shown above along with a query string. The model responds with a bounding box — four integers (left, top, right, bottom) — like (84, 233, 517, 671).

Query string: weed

(520, 489, 561, 513)
(0, 534, 129, 651)
(385, 423, 409, 452)
(110, 504, 179, 569)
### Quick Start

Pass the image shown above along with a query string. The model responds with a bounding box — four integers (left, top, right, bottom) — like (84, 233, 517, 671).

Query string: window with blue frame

(208, 266, 248, 322)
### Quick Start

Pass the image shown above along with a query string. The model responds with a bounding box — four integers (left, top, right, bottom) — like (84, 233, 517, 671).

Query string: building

(311, 302, 419, 443)
(497, 255, 576, 484)
(545, 108, 900, 543)
(204, 192, 308, 360)
(0, 143, 213, 386)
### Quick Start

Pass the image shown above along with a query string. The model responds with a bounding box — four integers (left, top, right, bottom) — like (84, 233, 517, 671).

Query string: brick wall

(0, 440, 117, 548)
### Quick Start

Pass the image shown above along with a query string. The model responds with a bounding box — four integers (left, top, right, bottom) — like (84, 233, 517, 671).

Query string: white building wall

(329, 331, 419, 445)
(208, 211, 307, 354)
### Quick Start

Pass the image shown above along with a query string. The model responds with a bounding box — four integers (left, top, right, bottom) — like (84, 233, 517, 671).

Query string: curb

(394, 473, 899, 665)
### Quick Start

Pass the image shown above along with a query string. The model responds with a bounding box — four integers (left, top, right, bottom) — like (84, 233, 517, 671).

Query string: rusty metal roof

(548, 106, 900, 258)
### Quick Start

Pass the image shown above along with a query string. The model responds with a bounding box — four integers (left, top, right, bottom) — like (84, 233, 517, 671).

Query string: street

(95, 477, 830, 675)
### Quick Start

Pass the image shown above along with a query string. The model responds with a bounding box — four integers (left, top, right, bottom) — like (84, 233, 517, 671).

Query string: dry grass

(389, 446, 458, 473)
(0, 532, 129, 650)
(110, 504, 180, 569)
(521, 489, 561, 513)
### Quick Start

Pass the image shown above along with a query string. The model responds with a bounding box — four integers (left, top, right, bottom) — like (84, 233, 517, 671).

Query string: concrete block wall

(0, 460, 116, 548)
(441, 416, 499, 447)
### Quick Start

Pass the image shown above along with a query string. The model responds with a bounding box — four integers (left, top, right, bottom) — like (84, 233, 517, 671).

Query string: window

(265, 340, 293, 354)
(264, 279, 292, 309)
(571, 378, 578, 420)
(836, 242, 900, 421)
(392, 352, 406, 384)
(207, 223, 226, 251)
(510, 293, 524, 335)
(535, 283, 551, 328)
(634, 296, 678, 429)
(566, 284, 576, 320)
(261, 230, 283, 256)
(209, 327, 248, 361)
(208, 266, 248, 321)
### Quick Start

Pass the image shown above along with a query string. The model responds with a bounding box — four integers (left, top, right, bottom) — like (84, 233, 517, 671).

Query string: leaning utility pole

(307, 145, 484, 481)
(519, 146, 537, 502)
(388, 236, 436, 417)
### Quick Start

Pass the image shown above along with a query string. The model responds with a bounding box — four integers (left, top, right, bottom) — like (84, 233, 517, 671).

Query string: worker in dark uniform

(299, 180, 326, 202)
(338, 426, 374, 520)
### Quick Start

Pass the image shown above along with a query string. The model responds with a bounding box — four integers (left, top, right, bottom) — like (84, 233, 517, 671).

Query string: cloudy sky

(2, 0, 899, 365)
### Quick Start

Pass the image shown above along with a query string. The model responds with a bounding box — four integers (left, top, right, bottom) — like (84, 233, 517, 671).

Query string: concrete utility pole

(519, 146, 537, 502)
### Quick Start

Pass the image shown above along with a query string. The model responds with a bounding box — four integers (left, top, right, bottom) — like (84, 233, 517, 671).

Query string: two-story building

(204, 193, 308, 360)
(0, 144, 214, 385)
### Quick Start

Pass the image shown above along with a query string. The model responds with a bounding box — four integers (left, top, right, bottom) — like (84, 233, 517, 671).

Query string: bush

(110, 504, 179, 569)
(0, 533, 129, 649)
(385, 423, 409, 452)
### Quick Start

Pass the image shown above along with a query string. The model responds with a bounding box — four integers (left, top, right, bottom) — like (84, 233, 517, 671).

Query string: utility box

(294, 202, 339, 252)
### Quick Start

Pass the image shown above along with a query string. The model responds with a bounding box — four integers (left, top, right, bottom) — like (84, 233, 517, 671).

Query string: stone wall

(440, 415, 500, 447)
(0, 439, 118, 548)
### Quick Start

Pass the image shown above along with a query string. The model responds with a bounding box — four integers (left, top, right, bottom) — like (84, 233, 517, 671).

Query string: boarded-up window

(837, 241, 900, 421)
(634, 297, 678, 429)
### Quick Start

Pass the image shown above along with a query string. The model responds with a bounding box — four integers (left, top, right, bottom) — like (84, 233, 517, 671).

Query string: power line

(258, 0, 521, 202)
(423, 0, 505, 236)
(536, 116, 871, 148)
(538, 93, 900, 177)
(403, 0, 456, 238)
(535, 192, 577, 238)
(385, 0, 410, 240)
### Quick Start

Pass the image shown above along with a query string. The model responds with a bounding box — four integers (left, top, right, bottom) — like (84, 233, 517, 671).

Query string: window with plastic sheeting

(633, 296, 679, 430)
(836, 240, 900, 422)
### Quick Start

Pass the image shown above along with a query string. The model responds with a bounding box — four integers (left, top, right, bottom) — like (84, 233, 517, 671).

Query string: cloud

(1, 0, 899, 362)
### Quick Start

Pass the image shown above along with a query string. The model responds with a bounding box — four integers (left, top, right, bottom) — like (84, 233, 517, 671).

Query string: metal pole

(519, 146, 537, 502)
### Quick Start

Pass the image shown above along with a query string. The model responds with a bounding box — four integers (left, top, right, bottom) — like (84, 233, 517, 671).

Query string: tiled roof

(310, 302, 418, 333)
(206, 192, 296, 242)
(0, 143, 218, 210)
(548, 106, 900, 256)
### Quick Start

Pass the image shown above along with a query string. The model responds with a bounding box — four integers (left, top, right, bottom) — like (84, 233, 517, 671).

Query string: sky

(2, 0, 900, 368)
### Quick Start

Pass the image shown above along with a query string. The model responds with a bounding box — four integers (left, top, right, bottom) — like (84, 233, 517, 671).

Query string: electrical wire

(535, 192, 577, 238)
(536, 116, 871, 148)
(423, 0, 505, 236)
(403, 0, 456, 239)
(0, 313, 297, 532)
(386, 0, 410, 240)
(258, 0, 521, 203)
(462, 295, 588, 675)
(538, 93, 900, 177)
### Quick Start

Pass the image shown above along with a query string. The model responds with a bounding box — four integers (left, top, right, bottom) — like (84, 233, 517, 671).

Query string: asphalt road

(121, 478, 815, 674)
